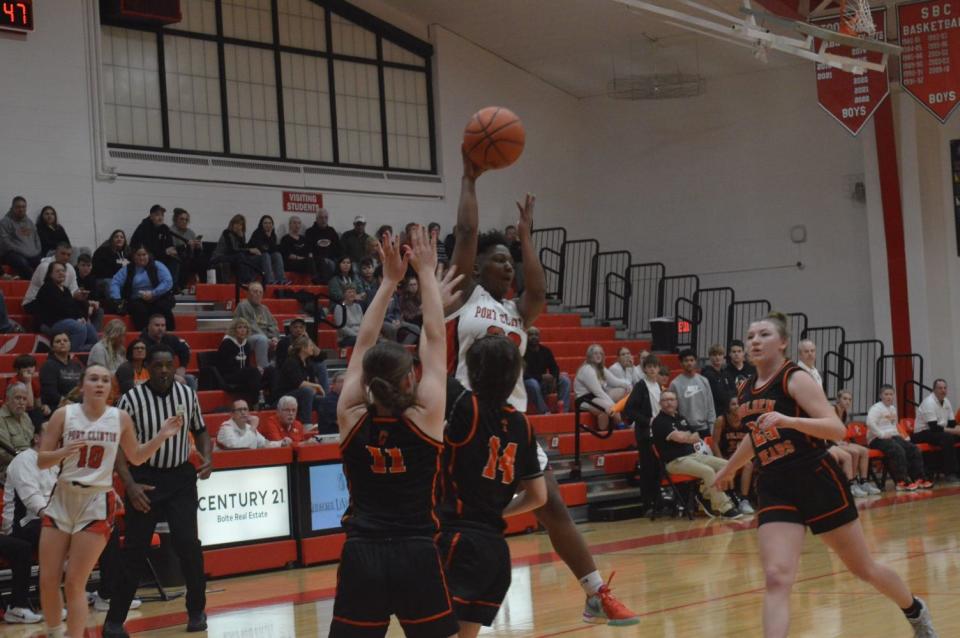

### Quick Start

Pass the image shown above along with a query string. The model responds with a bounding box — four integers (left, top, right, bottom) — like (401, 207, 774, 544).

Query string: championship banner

(196, 466, 291, 547)
(282, 191, 324, 214)
(899, 0, 960, 122)
(812, 9, 890, 135)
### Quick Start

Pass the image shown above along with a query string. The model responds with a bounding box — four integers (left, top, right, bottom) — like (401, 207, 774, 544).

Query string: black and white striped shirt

(117, 381, 206, 469)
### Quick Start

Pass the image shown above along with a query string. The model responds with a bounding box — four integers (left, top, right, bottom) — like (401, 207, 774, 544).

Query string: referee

(102, 344, 213, 637)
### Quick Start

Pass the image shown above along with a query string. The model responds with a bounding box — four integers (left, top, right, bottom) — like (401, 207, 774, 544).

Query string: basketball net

(838, 0, 876, 37)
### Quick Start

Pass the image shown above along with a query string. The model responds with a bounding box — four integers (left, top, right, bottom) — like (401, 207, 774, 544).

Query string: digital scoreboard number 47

(0, 1, 33, 33)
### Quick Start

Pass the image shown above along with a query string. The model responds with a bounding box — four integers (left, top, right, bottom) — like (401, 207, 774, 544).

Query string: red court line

(115, 487, 960, 634)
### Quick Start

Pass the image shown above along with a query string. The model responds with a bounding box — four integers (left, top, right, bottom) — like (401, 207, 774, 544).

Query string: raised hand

(379, 231, 408, 285)
(407, 225, 437, 275)
(462, 144, 486, 181)
(516, 193, 536, 238)
(437, 263, 465, 312)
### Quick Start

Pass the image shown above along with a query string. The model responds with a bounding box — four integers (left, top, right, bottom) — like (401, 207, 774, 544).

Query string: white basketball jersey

(447, 285, 528, 411)
(60, 404, 122, 489)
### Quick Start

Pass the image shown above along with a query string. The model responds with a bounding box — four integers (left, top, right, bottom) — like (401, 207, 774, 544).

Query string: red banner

(282, 191, 324, 214)
(898, 0, 960, 122)
(812, 10, 890, 136)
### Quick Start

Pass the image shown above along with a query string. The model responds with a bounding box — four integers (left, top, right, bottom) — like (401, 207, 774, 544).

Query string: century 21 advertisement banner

(196, 466, 291, 547)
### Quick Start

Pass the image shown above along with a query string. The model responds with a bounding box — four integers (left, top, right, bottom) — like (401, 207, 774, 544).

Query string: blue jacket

(110, 261, 173, 300)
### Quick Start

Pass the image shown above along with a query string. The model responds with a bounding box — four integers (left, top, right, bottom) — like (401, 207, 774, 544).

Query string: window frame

(100, 0, 436, 174)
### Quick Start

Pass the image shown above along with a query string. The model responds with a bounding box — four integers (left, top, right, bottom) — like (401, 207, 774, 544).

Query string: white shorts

(536, 441, 550, 472)
(42, 482, 122, 540)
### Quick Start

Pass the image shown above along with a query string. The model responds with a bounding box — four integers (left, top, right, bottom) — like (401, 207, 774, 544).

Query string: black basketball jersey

(339, 412, 443, 537)
(737, 360, 828, 472)
(717, 416, 748, 459)
(440, 390, 542, 532)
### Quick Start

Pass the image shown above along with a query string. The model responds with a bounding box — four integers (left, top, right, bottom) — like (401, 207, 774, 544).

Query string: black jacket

(37, 223, 70, 256)
(304, 224, 340, 262)
(623, 379, 657, 442)
(140, 330, 191, 369)
(33, 282, 87, 327)
(92, 245, 128, 279)
(130, 217, 175, 258)
(249, 228, 280, 254)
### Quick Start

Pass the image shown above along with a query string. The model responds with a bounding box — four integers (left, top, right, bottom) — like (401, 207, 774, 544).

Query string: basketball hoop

(839, 0, 876, 37)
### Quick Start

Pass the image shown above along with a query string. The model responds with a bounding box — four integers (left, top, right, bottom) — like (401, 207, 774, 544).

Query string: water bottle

(257, 390, 267, 412)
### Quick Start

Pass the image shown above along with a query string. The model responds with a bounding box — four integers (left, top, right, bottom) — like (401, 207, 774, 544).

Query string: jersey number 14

(482, 436, 517, 484)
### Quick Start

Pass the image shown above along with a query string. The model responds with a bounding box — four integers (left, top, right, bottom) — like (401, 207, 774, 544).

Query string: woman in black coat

(248, 215, 287, 285)
(216, 317, 264, 407)
(36, 206, 71, 257)
(33, 261, 98, 351)
(211, 214, 262, 284)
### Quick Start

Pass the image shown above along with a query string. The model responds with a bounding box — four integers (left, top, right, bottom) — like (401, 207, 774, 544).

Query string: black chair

(649, 445, 699, 521)
(196, 351, 226, 392)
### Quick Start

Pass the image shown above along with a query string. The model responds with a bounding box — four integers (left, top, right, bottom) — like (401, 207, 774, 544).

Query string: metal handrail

(604, 271, 631, 325)
(539, 246, 563, 300)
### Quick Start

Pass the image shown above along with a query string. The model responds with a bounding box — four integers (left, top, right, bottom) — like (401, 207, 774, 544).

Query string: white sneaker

(94, 595, 142, 612)
(738, 500, 755, 515)
(850, 482, 867, 498)
(862, 481, 882, 495)
(4, 606, 43, 624)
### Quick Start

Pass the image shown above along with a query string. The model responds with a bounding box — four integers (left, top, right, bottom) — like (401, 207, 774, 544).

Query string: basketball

(463, 106, 526, 170)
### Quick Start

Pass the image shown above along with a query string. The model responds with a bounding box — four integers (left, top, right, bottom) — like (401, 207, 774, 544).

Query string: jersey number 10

(482, 436, 517, 485)
(76, 444, 105, 469)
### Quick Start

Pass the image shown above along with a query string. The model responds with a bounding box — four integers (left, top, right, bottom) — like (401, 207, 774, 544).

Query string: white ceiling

(379, 0, 819, 98)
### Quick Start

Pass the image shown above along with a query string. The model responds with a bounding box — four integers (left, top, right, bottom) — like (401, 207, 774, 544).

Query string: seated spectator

(217, 399, 283, 449)
(32, 261, 98, 351)
(334, 285, 364, 348)
(866, 385, 929, 491)
(260, 395, 313, 446)
(0, 290, 23, 333)
(110, 245, 176, 330)
(35, 205, 70, 257)
(428, 222, 448, 264)
(276, 336, 325, 424)
(3, 355, 49, 426)
(653, 390, 740, 518)
(275, 318, 330, 393)
(607, 346, 642, 387)
(130, 204, 180, 286)
(523, 326, 570, 413)
(797, 339, 823, 388)
(620, 354, 663, 512)
(831, 389, 882, 496)
(88, 318, 128, 374)
(235, 281, 280, 368)
(724, 339, 756, 390)
(92, 229, 129, 296)
(363, 236, 381, 272)
(657, 365, 671, 389)
(116, 338, 149, 395)
(0, 421, 55, 625)
(39, 332, 83, 410)
(914, 378, 960, 484)
(279, 215, 314, 276)
(328, 256, 363, 303)
(315, 372, 344, 435)
(375, 224, 393, 242)
(574, 344, 626, 432)
(356, 258, 379, 305)
(305, 208, 340, 282)
(701, 343, 733, 417)
(669, 349, 716, 436)
(710, 396, 755, 514)
(212, 214, 263, 284)
(249, 214, 287, 285)
(340, 215, 370, 265)
(0, 196, 42, 279)
(382, 276, 421, 344)
(141, 314, 197, 391)
(171, 208, 207, 290)
(22, 242, 81, 307)
(75, 253, 98, 299)
(0, 384, 34, 481)
(216, 318, 263, 407)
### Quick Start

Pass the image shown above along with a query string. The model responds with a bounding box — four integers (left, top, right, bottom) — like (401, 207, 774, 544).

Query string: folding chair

(649, 445, 700, 521)
(846, 422, 888, 490)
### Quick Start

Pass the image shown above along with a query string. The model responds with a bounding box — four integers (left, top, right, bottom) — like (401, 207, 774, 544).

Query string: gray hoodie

(669, 373, 716, 431)
(0, 210, 41, 258)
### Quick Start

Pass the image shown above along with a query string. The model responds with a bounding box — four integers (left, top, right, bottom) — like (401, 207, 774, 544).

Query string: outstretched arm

(514, 194, 545, 326)
(712, 435, 756, 490)
(447, 149, 485, 314)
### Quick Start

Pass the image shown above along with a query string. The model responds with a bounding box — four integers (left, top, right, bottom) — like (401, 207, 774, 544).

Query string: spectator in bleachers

(356, 258, 379, 307)
(328, 256, 363, 303)
(608, 347, 642, 387)
(39, 332, 83, 410)
(724, 339, 756, 390)
(88, 318, 128, 374)
(75, 253, 97, 299)
(130, 204, 180, 286)
(22, 242, 80, 307)
(710, 395, 755, 514)
(574, 344, 626, 432)
(35, 206, 70, 258)
(657, 365, 671, 389)
(340, 215, 370, 265)
(383, 276, 421, 345)
(652, 390, 740, 519)
(523, 326, 570, 414)
(171, 208, 207, 291)
(3, 355, 48, 425)
(305, 208, 340, 282)
(249, 215, 287, 286)
(797, 339, 824, 388)
(364, 236, 382, 271)
(701, 343, 733, 417)
(140, 314, 196, 391)
(669, 349, 716, 436)
(0, 384, 34, 481)
(217, 399, 283, 450)
(216, 317, 263, 408)
(33, 261, 98, 351)
(0, 290, 23, 333)
(375, 224, 393, 242)
(621, 354, 663, 513)
(1, 420, 55, 624)
(334, 285, 364, 348)
(110, 246, 176, 331)
(835, 388, 853, 424)
(428, 223, 448, 264)
(275, 318, 331, 392)
(914, 378, 960, 484)
(116, 339, 149, 395)
(832, 389, 882, 496)
(235, 281, 280, 368)
(92, 229, 129, 297)
(0, 196, 42, 279)
(315, 372, 344, 435)
(279, 215, 314, 278)
(212, 214, 263, 284)
(866, 384, 929, 491)
(276, 336, 325, 424)
(260, 395, 311, 446)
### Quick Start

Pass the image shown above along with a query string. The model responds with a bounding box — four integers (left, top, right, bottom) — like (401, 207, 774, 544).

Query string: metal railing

(571, 401, 615, 480)
(604, 272, 631, 326)
(657, 274, 699, 318)
(786, 312, 809, 361)
(625, 262, 665, 336)
(822, 349, 854, 399)
(693, 287, 734, 359)
(532, 227, 566, 300)
(674, 296, 701, 351)
(839, 339, 885, 416)
(802, 325, 846, 388)
(904, 380, 933, 417)
(591, 250, 631, 321)
(561, 239, 599, 311)
(726, 299, 771, 347)
(876, 353, 923, 418)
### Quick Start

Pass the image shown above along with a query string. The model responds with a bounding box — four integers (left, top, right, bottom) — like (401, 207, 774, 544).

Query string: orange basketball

(463, 106, 525, 170)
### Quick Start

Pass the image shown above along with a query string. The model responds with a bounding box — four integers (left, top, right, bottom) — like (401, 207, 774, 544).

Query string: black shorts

(757, 455, 859, 535)
(437, 527, 511, 626)
(329, 536, 459, 638)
